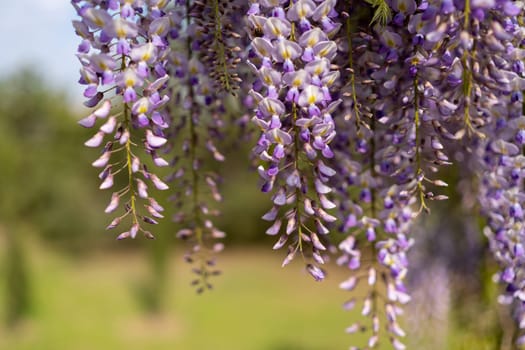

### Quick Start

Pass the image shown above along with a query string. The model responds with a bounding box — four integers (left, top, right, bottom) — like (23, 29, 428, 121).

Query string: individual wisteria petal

(306, 264, 325, 281)
(83, 92, 104, 108)
(106, 217, 121, 230)
(104, 192, 120, 214)
(99, 173, 114, 190)
(287, 0, 316, 24)
(146, 130, 167, 148)
(94, 100, 111, 118)
(100, 116, 117, 134)
(116, 231, 131, 240)
(129, 223, 139, 239)
(340, 277, 358, 291)
(314, 179, 332, 194)
(92, 152, 111, 168)
(84, 131, 105, 148)
(266, 219, 282, 236)
(391, 338, 406, 350)
(263, 17, 292, 39)
(262, 206, 279, 221)
(150, 174, 169, 190)
(78, 114, 97, 128)
(137, 179, 148, 199)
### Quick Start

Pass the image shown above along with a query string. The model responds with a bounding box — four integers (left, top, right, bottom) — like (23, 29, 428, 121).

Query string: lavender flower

(161, 0, 236, 292)
(331, 2, 463, 347)
(70, 0, 525, 346)
(248, 0, 341, 280)
(73, 0, 172, 240)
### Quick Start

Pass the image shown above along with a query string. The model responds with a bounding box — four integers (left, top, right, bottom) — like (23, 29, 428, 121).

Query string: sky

(1, 1, 83, 104)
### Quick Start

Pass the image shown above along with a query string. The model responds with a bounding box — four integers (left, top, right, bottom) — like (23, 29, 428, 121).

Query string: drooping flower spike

(247, 0, 341, 280)
(71, 0, 525, 347)
(329, 0, 511, 347)
(161, 0, 241, 293)
(73, 0, 173, 240)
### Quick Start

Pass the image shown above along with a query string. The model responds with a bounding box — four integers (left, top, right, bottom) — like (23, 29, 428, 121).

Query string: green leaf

(365, 0, 392, 26)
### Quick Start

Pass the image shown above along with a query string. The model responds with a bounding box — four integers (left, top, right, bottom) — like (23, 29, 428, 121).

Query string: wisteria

(71, 0, 525, 348)
(247, 0, 341, 280)
(73, 0, 172, 240)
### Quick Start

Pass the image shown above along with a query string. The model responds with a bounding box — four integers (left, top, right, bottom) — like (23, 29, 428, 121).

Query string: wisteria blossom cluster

(162, 0, 239, 292)
(247, 0, 341, 280)
(73, 0, 173, 241)
(72, 0, 525, 348)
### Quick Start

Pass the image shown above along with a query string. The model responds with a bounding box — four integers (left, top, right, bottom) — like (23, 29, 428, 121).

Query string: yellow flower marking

(282, 47, 291, 60)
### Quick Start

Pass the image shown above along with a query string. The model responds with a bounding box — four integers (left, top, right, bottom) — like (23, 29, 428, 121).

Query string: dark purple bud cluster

(193, 0, 243, 95)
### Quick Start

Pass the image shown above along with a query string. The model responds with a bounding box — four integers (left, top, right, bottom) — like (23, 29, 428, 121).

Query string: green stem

(186, 0, 207, 289)
(464, 0, 471, 29)
(346, 17, 361, 128)
(121, 55, 138, 225)
(461, 0, 480, 137)
(125, 110, 137, 225)
(413, 75, 428, 213)
(461, 53, 474, 133)
(370, 112, 377, 219)
(212, 0, 232, 93)
(414, 76, 421, 172)
(292, 103, 303, 252)
(186, 0, 202, 234)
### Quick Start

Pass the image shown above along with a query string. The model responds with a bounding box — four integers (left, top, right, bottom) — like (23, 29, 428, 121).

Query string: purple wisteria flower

(248, 0, 341, 280)
(73, 0, 172, 240)
(476, 62, 525, 344)
(161, 0, 241, 292)
(70, 0, 525, 347)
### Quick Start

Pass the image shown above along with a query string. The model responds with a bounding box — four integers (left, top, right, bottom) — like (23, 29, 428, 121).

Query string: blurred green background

(0, 70, 516, 350)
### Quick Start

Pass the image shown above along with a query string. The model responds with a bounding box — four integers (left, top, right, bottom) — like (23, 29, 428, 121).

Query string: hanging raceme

(193, 0, 243, 94)
(73, 0, 172, 240)
(71, 0, 525, 348)
(161, 0, 231, 293)
(247, 0, 341, 281)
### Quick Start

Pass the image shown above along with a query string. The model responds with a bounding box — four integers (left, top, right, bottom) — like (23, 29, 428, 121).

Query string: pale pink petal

(99, 173, 114, 189)
(116, 231, 130, 240)
(105, 192, 120, 213)
(136, 179, 148, 198)
(146, 129, 167, 148)
(84, 131, 105, 148)
(130, 223, 139, 239)
(94, 99, 112, 118)
(92, 152, 111, 168)
(100, 116, 117, 134)
(150, 174, 169, 190)
(78, 114, 97, 128)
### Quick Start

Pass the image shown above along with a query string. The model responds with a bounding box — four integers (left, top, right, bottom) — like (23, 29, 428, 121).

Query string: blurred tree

(4, 226, 31, 328)
(0, 69, 108, 251)
(0, 69, 104, 325)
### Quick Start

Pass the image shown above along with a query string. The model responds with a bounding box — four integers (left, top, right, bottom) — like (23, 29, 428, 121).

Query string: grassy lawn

(0, 242, 364, 350)
(0, 239, 504, 350)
